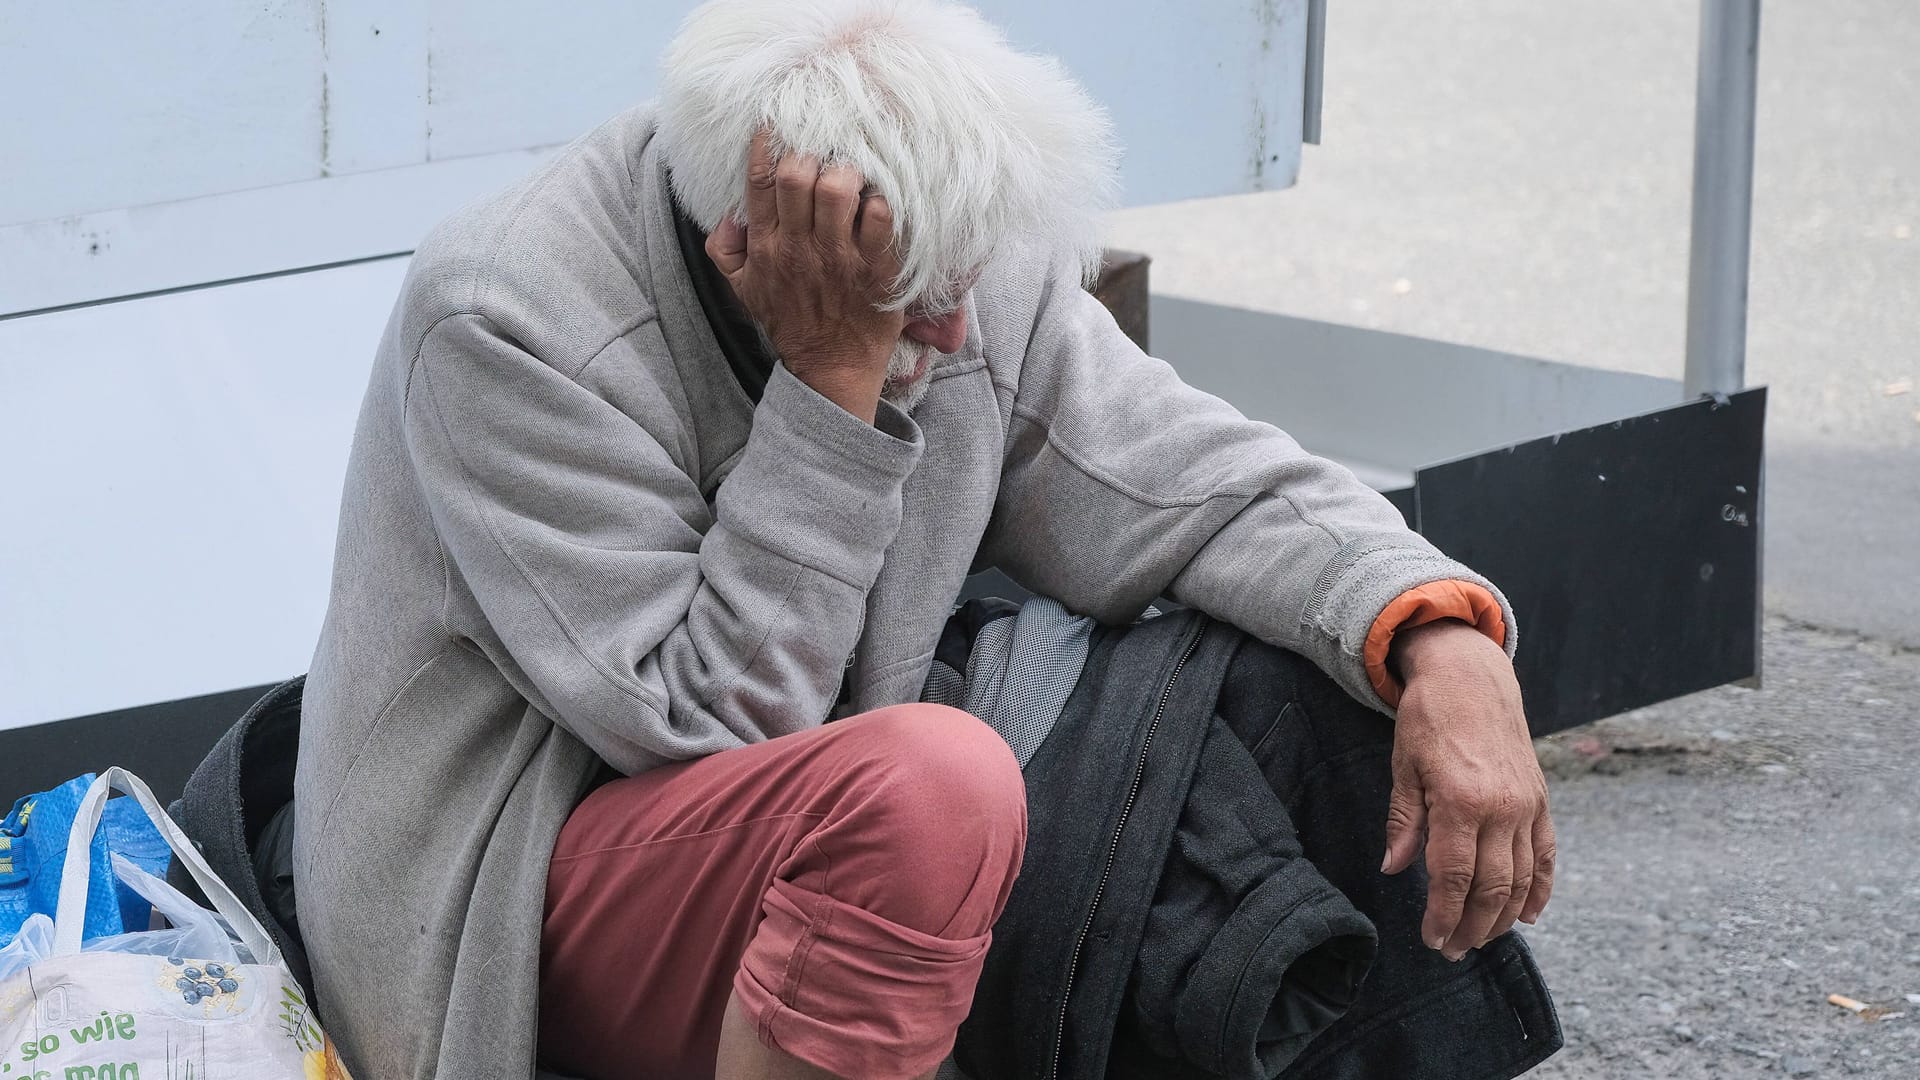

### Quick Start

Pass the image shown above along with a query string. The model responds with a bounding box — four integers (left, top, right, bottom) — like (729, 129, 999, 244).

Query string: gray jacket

(293, 104, 1515, 1080)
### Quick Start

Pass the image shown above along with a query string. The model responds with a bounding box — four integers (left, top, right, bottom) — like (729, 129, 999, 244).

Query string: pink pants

(537, 704, 1027, 1080)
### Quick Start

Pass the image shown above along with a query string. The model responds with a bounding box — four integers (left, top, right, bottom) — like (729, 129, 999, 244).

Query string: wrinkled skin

(1383, 621, 1557, 959)
(704, 130, 964, 424)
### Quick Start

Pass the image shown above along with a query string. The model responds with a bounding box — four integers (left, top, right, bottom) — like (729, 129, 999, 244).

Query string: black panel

(0, 684, 276, 806)
(1414, 388, 1766, 736)
(1382, 485, 1416, 527)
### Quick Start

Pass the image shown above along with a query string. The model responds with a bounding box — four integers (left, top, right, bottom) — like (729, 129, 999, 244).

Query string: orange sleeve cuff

(1363, 580, 1507, 708)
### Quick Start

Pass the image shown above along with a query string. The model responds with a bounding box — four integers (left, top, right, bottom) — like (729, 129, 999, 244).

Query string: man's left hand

(1380, 621, 1556, 960)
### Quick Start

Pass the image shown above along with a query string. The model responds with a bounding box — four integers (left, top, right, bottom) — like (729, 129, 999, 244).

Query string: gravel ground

(1519, 618, 1920, 1078)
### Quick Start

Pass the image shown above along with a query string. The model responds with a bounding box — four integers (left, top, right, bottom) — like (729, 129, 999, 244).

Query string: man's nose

(903, 306, 969, 355)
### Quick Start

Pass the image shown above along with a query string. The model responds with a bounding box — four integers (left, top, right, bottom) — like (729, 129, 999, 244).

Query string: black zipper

(1046, 625, 1205, 1079)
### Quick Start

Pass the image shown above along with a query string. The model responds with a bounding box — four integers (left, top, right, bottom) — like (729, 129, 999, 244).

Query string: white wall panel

(2, 1, 1306, 315)
(0, 147, 553, 317)
(0, 0, 325, 226)
(422, 0, 670, 162)
(322, 0, 431, 174)
(0, 260, 407, 729)
(967, 0, 1307, 204)
(419, 0, 1307, 205)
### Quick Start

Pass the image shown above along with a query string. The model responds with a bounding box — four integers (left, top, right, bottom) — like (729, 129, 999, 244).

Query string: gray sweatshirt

(293, 104, 1514, 1080)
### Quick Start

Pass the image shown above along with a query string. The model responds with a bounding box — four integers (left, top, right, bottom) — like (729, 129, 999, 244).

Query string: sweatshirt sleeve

(1364, 580, 1509, 707)
(405, 312, 922, 773)
(974, 255, 1516, 714)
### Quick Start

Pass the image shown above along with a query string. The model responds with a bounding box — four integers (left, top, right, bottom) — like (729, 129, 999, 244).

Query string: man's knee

(844, 703, 1026, 840)
(826, 703, 1027, 928)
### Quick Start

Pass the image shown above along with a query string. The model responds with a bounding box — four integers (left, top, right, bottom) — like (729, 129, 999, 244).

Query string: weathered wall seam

(318, 0, 332, 175)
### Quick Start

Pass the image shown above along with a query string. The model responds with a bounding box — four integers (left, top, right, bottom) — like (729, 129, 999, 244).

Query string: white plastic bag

(0, 767, 352, 1079)
(97, 852, 244, 966)
(0, 913, 52, 984)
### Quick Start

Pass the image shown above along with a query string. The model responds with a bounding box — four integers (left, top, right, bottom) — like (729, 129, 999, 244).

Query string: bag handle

(52, 766, 281, 964)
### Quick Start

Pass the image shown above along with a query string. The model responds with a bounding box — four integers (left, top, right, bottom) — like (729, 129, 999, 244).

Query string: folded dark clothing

(943, 603, 1561, 1080)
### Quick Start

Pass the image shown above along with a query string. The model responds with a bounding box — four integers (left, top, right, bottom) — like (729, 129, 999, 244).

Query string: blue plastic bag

(0, 773, 173, 949)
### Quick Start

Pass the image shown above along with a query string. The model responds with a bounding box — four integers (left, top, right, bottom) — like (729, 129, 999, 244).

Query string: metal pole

(1683, 0, 1762, 399)
(1302, 0, 1327, 145)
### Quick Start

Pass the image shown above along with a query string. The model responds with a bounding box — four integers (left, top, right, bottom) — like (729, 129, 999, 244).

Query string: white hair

(656, 0, 1120, 313)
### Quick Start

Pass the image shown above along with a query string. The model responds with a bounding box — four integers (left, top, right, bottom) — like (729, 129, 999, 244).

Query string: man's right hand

(706, 130, 905, 424)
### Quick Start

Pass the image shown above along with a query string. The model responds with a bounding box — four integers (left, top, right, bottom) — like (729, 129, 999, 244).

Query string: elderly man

(294, 1, 1555, 1077)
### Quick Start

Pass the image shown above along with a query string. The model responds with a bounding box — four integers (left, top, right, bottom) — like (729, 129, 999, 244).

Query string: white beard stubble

(880, 338, 935, 412)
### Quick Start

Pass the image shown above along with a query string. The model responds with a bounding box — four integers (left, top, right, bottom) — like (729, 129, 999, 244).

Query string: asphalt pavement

(1526, 620, 1920, 1077)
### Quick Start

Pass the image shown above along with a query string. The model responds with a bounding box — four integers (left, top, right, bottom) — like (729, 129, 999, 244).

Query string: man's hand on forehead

(705, 129, 905, 424)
